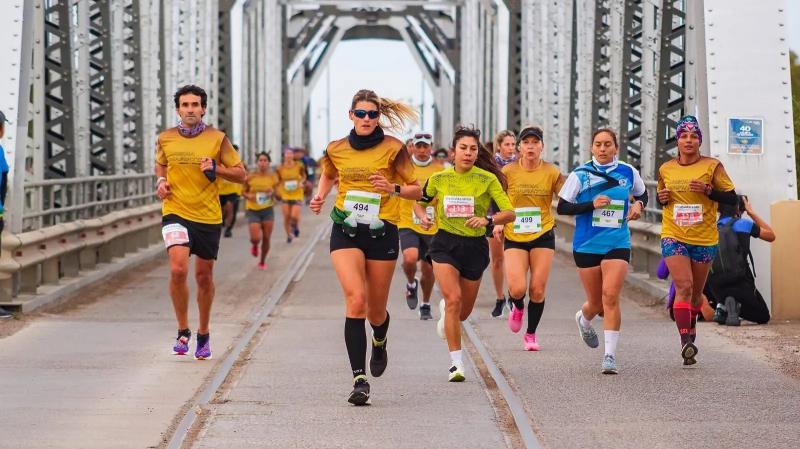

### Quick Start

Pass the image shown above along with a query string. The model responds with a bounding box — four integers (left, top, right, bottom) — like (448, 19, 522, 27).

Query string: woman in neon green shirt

(416, 125, 515, 382)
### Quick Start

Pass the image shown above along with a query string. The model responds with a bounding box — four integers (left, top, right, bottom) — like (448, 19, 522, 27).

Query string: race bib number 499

(162, 223, 190, 248)
(443, 195, 475, 218)
(513, 207, 542, 234)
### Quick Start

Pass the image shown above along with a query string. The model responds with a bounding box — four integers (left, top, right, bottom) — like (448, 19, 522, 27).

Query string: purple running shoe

(173, 333, 190, 355)
(194, 334, 212, 360)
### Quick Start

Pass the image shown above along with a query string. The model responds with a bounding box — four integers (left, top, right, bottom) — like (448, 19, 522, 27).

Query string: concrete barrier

(770, 200, 800, 320)
(0, 204, 163, 308)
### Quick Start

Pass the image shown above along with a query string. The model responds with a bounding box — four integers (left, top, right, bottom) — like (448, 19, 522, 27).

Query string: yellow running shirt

(320, 135, 416, 225)
(155, 127, 242, 224)
(245, 171, 279, 211)
(421, 165, 513, 237)
(277, 164, 305, 202)
(217, 178, 242, 196)
(502, 160, 565, 242)
(658, 157, 735, 246)
(398, 159, 445, 235)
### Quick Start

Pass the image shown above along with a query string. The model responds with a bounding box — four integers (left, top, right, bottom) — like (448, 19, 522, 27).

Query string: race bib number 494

(343, 190, 381, 224)
(443, 196, 475, 218)
(162, 223, 190, 248)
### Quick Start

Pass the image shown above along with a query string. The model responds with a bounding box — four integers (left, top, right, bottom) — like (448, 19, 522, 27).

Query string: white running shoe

(448, 363, 465, 382)
(436, 299, 446, 340)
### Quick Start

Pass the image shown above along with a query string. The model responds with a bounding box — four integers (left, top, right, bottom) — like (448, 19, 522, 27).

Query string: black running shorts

(572, 248, 631, 268)
(329, 221, 399, 261)
(399, 228, 433, 262)
(428, 230, 489, 281)
(162, 214, 222, 260)
(503, 229, 556, 252)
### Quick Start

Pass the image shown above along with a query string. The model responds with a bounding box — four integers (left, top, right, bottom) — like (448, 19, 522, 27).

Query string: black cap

(0, 110, 9, 124)
(518, 126, 543, 142)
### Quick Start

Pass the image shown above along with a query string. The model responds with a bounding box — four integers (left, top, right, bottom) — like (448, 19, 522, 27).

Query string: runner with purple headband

(657, 115, 737, 366)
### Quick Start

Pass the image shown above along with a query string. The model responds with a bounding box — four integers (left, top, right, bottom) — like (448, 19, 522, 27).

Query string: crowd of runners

(156, 85, 742, 405)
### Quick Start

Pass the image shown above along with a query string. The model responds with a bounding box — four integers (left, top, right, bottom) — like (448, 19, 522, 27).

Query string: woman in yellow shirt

(243, 152, 279, 270)
(309, 89, 420, 405)
(276, 149, 307, 243)
(657, 115, 737, 366)
(493, 126, 564, 351)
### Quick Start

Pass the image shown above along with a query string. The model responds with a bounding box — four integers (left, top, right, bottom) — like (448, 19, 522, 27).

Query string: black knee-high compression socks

(509, 293, 525, 311)
(526, 300, 545, 334)
(344, 317, 367, 378)
(370, 312, 390, 342)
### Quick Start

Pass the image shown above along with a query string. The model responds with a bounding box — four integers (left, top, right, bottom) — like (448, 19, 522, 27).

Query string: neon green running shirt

(420, 165, 513, 237)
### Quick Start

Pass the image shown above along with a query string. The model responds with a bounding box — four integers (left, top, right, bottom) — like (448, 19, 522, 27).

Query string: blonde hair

(350, 89, 418, 133)
(493, 129, 516, 151)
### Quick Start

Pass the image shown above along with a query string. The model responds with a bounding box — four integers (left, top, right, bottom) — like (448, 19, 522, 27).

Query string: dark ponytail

(452, 125, 507, 189)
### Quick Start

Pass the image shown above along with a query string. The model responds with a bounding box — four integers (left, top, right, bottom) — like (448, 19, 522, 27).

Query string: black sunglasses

(414, 133, 432, 139)
(351, 109, 380, 119)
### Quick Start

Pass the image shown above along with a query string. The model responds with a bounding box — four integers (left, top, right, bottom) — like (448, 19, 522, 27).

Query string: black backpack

(711, 218, 755, 283)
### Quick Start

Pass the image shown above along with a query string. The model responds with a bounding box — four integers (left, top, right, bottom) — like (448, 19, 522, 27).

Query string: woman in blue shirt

(557, 128, 647, 374)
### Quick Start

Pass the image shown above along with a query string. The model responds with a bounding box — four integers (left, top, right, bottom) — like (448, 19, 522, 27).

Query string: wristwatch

(486, 216, 494, 228)
(156, 176, 166, 187)
(392, 183, 401, 196)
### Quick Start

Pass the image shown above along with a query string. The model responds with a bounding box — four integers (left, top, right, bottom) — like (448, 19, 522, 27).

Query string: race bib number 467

(592, 200, 625, 228)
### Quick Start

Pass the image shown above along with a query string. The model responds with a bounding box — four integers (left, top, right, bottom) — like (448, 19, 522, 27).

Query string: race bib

(443, 196, 475, 218)
(284, 180, 299, 192)
(162, 223, 189, 248)
(513, 207, 542, 234)
(256, 192, 270, 205)
(674, 204, 702, 226)
(592, 200, 625, 228)
(413, 206, 436, 225)
(343, 190, 381, 224)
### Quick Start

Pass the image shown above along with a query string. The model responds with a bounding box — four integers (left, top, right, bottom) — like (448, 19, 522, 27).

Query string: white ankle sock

(449, 350, 463, 366)
(407, 280, 417, 289)
(580, 313, 592, 329)
(604, 330, 619, 357)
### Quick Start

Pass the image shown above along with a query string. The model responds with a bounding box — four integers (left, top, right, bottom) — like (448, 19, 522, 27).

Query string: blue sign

(728, 118, 763, 155)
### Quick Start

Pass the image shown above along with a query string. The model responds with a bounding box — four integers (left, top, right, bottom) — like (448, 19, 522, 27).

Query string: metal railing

(23, 174, 158, 231)
(643, 180, 663, 222)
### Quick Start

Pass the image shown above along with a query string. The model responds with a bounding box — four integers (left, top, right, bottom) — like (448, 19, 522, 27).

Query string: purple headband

(676, 116, 702, 143)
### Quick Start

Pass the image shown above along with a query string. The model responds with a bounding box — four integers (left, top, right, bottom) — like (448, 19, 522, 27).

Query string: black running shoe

(681, 342, 698, 365)
(348, 377, 370, 406)
(419, 304, 433, 320)
(491, 299, 505, 318)
(724, 297, 741, 326)
(0, 306, 13, 319)
(223, 228, 233, 238)
(406, 279, 419, 310)
(293, 225, 300, 238)
(370, 338, 388, 377)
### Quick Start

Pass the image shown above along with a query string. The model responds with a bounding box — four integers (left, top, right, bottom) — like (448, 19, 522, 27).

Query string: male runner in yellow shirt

(155, 85, 246, 360)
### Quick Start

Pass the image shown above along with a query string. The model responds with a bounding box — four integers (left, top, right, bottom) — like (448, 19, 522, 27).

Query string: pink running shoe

(258, 262, 267, 270)
(524, 333, 540, 351)
(508, 305, 523, 333)
(250, 244, 258, 257)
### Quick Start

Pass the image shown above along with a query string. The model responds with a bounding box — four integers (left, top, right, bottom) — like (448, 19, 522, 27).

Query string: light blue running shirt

(558, 158, 646, 254)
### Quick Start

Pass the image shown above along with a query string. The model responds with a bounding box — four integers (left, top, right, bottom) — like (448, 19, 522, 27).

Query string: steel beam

(43, 0, 77, 179)
(87, 0, 116, 175)
(654, 0, 686, 169)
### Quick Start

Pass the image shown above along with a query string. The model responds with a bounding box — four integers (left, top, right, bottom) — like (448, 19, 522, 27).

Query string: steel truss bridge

(0, 0, 797, 311)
